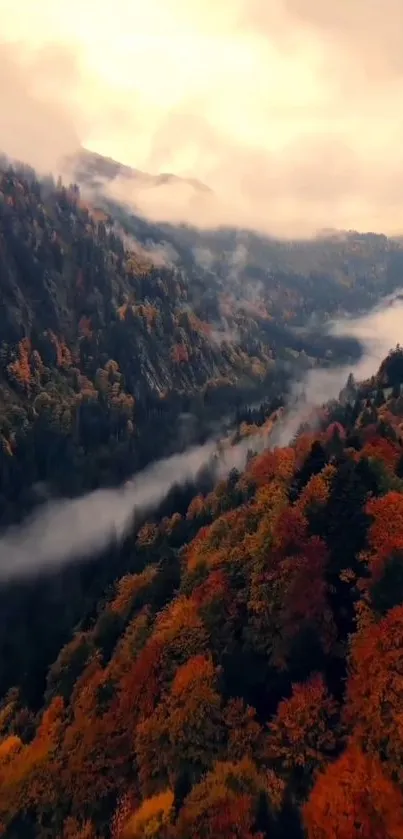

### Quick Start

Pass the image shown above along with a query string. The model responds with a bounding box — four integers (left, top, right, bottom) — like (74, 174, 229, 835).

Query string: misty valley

(1, 154, 403, 838)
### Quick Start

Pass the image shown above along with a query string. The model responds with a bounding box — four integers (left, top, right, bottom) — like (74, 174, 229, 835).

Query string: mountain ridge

(64, 148, 212, 196)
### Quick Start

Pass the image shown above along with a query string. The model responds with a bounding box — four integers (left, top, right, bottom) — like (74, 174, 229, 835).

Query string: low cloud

(274, 290, 403, 446)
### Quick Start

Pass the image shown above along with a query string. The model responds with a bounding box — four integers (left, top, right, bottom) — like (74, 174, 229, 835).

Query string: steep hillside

(0, 157, 376, 523)
(2, 349, 403, 837)
(3, 156, 403, 839)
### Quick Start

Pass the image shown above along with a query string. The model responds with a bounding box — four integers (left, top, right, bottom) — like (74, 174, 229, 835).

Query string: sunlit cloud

(0, 0, 403, 236)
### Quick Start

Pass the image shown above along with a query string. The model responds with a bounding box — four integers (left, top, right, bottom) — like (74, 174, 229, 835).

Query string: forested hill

(2, 348, 403, 837)
(0, 159, 366, 509)
(0, 157, 403, 513)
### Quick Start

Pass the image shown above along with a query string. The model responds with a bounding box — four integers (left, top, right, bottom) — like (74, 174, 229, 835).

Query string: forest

(1, 158, 403, 836)
(1, 345, 403, 836)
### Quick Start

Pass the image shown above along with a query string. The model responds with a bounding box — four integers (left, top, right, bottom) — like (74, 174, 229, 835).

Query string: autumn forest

(1, 159, 403, 837)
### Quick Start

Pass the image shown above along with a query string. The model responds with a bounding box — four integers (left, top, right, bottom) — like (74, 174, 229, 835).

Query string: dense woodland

(2, 346, 403, 836)
(2, 157, 403, 836)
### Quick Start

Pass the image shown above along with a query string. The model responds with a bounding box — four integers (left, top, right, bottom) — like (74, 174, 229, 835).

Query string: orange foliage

(174, 758, 275, 839)
(298, 465, 336, 515)
(303, 746, 403, 839)
(7, 337, 31, 390)
(0, 735, 22, 761)
(364, 491, 403, 579)
(185, 506, 253, 572)
(186, 493, 205, 520)
(135, 655, 224, 791)
(152, 595, 209, 683)
(0, 697, 65, 825)
(58, 664, 132, 812)
(110, 567, 157, 618)
(345, 605, 403, 781)
(48, 331, 72, 369)
(247, 447, 295, 487)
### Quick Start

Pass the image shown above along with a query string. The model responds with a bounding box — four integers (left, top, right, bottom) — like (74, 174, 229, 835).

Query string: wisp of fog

(274, 290, 403, 447)
(0, 292, 402, 582)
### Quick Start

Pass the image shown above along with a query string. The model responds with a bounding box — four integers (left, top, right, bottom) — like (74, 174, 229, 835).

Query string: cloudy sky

(1, 0, 403, 236)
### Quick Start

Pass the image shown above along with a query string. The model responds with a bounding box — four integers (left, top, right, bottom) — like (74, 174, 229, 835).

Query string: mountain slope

(1, 349, 403, 837)
(0, 156, 403, 710)
(0, 157, 381, 514)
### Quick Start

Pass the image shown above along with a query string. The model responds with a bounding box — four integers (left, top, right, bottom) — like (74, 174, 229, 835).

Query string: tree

(135, 655, 225, 793)
(173, 758, 281, 839)
(363, 491, 403, 581)
(303, 746, 403, 839)
(266, 676, 340, 797)
(345, 605, 403, 782)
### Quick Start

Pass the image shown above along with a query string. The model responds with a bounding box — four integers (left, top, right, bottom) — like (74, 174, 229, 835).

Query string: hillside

(1, 348, 403, 837)
(0, 155, 390, 527)
(2, 156, 403, 837)
(75, 150, 403, 322)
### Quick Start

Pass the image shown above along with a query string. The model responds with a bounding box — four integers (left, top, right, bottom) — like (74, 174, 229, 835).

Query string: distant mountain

(64, 148, 212, 196)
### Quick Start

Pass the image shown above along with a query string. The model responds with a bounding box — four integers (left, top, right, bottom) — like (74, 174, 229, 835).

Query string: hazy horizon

(1, 1, 403, 237)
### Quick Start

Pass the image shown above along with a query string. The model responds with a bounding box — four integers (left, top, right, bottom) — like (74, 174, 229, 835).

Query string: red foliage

(304, 746, 403, 839)
(267, 675, 339, 788)
(192, 569, 228, 609)
(345, 605, 403, 780)
(325, 422, 346, 441)
(271, 506, 308, 556)
(247, 447, 295, 487)
(358, 436, 400, 471)
(118, 638, 164, 727)
(283, 538, 336, 654)
(364, 492, 403, 579)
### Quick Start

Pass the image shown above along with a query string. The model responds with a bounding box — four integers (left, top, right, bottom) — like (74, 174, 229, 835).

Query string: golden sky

(0, 0, 403, 236)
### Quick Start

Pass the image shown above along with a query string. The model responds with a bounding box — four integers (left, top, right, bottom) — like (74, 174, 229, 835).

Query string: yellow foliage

(110, 567, 158, 618)
(298, 465, 336, 514)
(123, 789, 174, 838)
